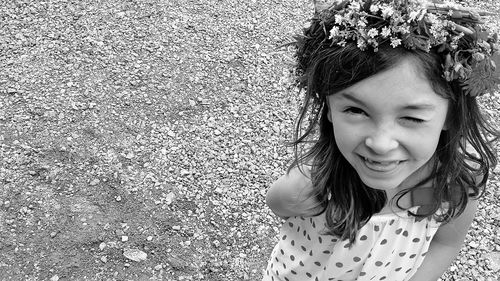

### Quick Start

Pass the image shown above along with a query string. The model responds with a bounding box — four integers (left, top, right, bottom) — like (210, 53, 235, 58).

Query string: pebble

(483, 252, 500, 272)
(123, 248, 147, 262)
(121, 236, 129, 242)
(89, 179, 100, 186)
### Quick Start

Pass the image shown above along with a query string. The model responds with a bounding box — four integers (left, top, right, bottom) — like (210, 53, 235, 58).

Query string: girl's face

(327, 58, 449, 192)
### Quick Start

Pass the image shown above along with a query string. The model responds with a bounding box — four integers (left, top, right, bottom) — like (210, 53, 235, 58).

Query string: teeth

(363, 157, 399, 165)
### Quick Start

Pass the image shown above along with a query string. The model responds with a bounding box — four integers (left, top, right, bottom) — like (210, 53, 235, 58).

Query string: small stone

(115, 196, 122, 202)
(50, 231, 58, 238)
(99, 242, 106, 250)
(123, 248, 147, 262)
(469, 241, 479, 248)
(154, 264, 163, 271)
(147, 236, 153, 241)
(484, 252, 500, 272)
(50, 275, 59, 281)
(165, 192, 175, 205)
(172, 225, 181, 231)
(100, 256, 107, 263)
(213, 240, 220, 247)
(89, 179, 100, 186)
(121, 236, 129, 242)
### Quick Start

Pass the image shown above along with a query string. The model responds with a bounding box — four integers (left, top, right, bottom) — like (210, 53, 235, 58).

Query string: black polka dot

(402, 230, 409, 237)
(380, 239, 387, 245)
(291, 270, 297, 275)
(315, 261, 322, 266)
(282, 235, 287, 240)
(399, 252, 406, 257)
(307, 234, 311, 241)
(409, 254, 416, 259)
(344, 243, 352, 248)
(385, 262, 391, 267)
(412, 238, 420, 243)
(374, 225, 380, 231)
(309, 250, 313, 256)
(389, 219, 395, 225)
(395, 267, 402, 272)
(323, 250, 331, 254)
(290, 255, 295, 261)
(405, 268, 412, 273)
(291, 240, 295, 246)
(426, 236, 431, 241)
(395, 228, 403, 235)
(360, 235, 367, 241)
(380, 276, 387, 280)
(280, 249, 284, 255)
(336, 262, 343, 268)
(283, 263, 286, 269)
(301, 245, 307, 251)
(288, 222, 294, 227)
(299, 261, 304, 266)
(375, 261, 383, 266)
(318, 236, 323, 243)
(353, 256, 361, 262)
(360, 271, 366, 276)
(306, 272, 312, 278)
(284, 277, 289, 281)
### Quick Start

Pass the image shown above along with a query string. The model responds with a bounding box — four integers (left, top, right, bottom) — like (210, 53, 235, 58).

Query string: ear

(326, 103, 332, 123)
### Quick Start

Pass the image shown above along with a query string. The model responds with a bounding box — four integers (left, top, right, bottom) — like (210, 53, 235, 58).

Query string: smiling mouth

(360, 156, 403, 172)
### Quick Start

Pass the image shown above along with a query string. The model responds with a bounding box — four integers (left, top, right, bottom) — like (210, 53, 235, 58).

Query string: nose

(365, 127, 399, 155)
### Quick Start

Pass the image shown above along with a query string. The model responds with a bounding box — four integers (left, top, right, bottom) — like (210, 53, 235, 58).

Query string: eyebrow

(338, 92, 436, 111)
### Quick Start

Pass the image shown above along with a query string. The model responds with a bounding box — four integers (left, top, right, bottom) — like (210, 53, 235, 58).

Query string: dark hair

(289, 17, 499, 243)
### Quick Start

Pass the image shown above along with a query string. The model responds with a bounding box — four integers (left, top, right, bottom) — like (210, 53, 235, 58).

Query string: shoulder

(268, 165, 313, 203)
(432, 198, 478, 247)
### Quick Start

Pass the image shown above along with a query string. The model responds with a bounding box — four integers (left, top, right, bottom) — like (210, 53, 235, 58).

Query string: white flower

(367, 28, 379, 38)
(329, 26, 340, 39)
(408, 10, 421, 22)
(338, 40, 347, 47)
(357, 38, 367, 50)
(397, 24, 410, 34)
(369, 4, 380, 14)
(381, 26, 391, 38)
(335, 14, 343, 25)
(381, 6, 394, 19)
(349, 1, 361, 11)
(390, 37, 402, 48)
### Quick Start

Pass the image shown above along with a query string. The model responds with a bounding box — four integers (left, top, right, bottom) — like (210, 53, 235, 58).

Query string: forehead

(328, 59, 448, 109)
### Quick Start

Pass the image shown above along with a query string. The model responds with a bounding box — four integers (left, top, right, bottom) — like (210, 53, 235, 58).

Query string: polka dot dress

(263, 207, 440, 281)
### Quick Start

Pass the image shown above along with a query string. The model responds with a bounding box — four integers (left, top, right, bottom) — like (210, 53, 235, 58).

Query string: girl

(263, 0, 499, 280)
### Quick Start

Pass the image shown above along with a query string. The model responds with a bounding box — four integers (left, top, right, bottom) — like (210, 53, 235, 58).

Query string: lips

(360, 156, 403, 172)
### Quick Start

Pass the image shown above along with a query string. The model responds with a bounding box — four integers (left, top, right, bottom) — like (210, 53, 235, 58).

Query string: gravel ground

(0, 0, 499, 280)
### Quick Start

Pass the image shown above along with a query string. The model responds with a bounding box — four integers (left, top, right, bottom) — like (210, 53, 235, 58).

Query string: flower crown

(301, 0, 500, 97)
